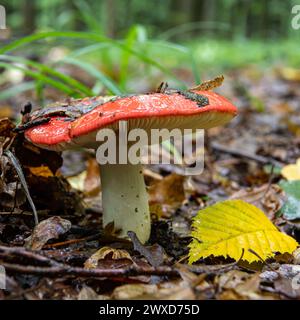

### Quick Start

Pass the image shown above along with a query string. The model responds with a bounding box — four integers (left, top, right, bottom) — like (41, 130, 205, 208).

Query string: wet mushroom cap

(25, 90, 237, 151)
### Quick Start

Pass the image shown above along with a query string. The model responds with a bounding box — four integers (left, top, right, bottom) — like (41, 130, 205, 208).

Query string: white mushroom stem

(100, 162, 150, 243)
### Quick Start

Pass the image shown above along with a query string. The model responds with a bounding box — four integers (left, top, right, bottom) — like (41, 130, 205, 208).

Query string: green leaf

(279, 180, 300, 220)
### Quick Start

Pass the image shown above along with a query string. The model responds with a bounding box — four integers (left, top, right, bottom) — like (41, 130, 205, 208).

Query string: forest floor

(0, 64, 300, 300)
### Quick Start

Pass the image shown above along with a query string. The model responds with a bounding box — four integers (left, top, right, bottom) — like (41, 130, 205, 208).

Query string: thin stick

(248, 249, 276, 271)
(4, 150, 39, 225)
(0, 245, 61, 267)
(211, 142, 284, 168)
(1, 262, 179, 278)
(43, 233, 101, 248)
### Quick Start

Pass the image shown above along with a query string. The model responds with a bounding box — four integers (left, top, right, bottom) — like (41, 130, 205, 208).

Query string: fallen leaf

(0, 105, 13, 118)
(218, 270, 250, 290)
(274, 277, 300, 299)
(128, 231, 165, 267)
(112, 284, 158, 299)
(26, 216, 72, 250)
(149, 173, 185, 207)
(281, 159, 300, 181)
(189, 200, 298, 264)
(67, 171, 87, 192)
(190, 75, 224, 91)
(84, 158, 101, 196)
(28, 166, 54, 177)
(84, 246, 133, 269)
(77, 286, 109, 300)
(111, 280, 195, 300)
(233, 274, 262, 299)
(279, 180, 300, 220)
(230, 184, 284, 219)
(293, 248, 300, 264)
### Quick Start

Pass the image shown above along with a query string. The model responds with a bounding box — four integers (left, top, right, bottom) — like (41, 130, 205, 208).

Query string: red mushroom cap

(25, 90, 237, 151)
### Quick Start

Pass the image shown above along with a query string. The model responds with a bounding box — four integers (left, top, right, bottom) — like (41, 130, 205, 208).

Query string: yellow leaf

(189, 200, 298, 264)
(281, 159, 300, 181)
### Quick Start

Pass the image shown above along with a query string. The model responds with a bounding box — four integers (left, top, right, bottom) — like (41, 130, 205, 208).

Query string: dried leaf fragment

(189, 75, 224, 91)
(26, 216, 72, 250)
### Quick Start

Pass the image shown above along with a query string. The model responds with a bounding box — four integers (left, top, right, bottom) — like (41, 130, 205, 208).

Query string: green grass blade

(0, 62, 80, 96)
(0, 31, 184, 85)
(0, 55, 93, 96)
(62, 57, 123, 95)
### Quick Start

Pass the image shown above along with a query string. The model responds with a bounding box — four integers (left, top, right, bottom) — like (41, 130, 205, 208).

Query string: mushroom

(22, 89, 237, 243)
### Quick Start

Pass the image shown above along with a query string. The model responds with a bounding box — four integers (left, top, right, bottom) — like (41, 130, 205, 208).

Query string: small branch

(0, 245, 62, 267)
(1, 262, 179, 278)
(4, 150, 39, 225)
(211, 142, 284, 168)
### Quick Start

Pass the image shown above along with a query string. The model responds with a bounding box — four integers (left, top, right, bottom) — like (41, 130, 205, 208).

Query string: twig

(0, 245, 62, 267)
(211, 142, 284, 168)
(43, 233, 101, 248)
(261, 164, 275, 200)
(248, 249, 277, 271)
(1, 262, 179, 278)
(4, 150, 39, 225)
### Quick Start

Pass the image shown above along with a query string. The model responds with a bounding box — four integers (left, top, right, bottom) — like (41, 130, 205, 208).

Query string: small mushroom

(22, 89, 237, 243)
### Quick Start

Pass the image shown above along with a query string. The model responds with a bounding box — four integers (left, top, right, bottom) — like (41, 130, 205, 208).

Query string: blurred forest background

(0, 0, 300, 106)
(3, 0, 299, 39)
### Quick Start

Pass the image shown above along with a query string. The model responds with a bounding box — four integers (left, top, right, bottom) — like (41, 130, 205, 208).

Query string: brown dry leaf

(233, 274, 262, 299)
(0, 106, 14, 118)
(190, 75, 224, 91)
(112, 284, 158, 299)
(112, 280, 195, 300)
(77, 286, 109, 300)
(0, 181, 26, 210)
(218, 272, 271, 300)
(84, 158, 101, 196)
(217, 270, 251, 290)
(84, 246, 133, 269)
(28, 166, 54, 178)
(128, 231, 165, 267)
(229, 184, 284, 219)
(0, 118, 15, 137)
(274, 277, 300, 299)
(293, 248, 300, 264)
(149, 173, 185, 208)
(149, 203, 165, 219)
(26, 216, 72, 250)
